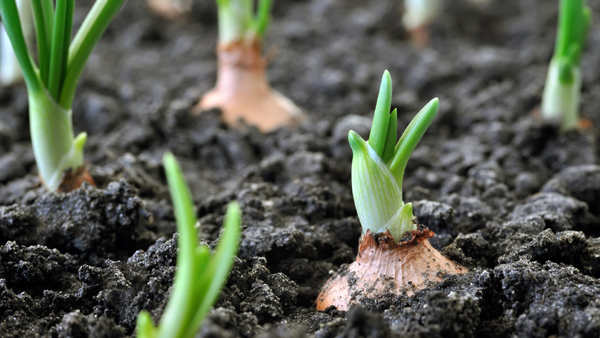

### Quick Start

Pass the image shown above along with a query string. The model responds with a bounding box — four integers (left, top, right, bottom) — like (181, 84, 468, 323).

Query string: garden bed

(1, 0, 600, 337)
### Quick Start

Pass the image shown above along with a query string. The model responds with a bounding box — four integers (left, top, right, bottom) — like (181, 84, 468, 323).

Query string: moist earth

(1, 0, 600, 337)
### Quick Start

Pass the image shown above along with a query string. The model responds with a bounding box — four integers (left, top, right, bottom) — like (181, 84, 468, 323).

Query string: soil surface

(1, 0, 600, 337)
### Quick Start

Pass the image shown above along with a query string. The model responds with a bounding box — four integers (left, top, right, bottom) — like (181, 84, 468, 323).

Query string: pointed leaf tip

(225, 201, 242, 226)
(427, 98, 440, 112)
(163, 151, 175, 168)
(348, 130, 365, 152)
(383, 69, 391, 83)
(368, 70, 393, 157)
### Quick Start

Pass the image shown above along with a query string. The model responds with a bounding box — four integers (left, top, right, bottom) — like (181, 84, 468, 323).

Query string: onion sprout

(0, 0, 125, 191)
(350, 70, 439, 241)
(541, 0, 591, 132)
(136, 153, 241, 338)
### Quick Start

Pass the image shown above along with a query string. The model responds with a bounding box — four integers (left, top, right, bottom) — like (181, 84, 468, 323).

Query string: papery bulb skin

(316, 229, 467, 311)
(57, 165, 95, 192)
(197, 40, 304, 132)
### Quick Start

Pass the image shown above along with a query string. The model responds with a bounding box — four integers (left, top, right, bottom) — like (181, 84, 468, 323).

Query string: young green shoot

(0, 0, 125, 191)
(216, 0, 272, 45)
(402, 0, 443, 31)
(349, 70, 439, 241)
(0, 0, 32, 86)
(198, 0, 303, 132)
(541, 0, 591, 132)
(136, 153, 241, 338)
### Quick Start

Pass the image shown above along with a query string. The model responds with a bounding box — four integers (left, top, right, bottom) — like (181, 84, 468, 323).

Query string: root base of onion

(196, 40, 305, 132)
(316, 229, 467, 311)
(409, 25, 430, 49)
(57, 165, 96, 193)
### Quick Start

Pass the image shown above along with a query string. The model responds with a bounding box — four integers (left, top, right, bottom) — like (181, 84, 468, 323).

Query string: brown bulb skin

(196, 40, 304, 133)
(57, 165, 96, 193)
(316, 229, 467, 311)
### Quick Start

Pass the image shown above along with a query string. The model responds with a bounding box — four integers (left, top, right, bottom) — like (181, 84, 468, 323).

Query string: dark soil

(1, 0, 600, 337)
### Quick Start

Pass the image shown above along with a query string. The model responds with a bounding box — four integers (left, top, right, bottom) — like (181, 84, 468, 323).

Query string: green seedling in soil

(316, 70, 466, 311)
(196, 0, 304, 132)
(0, 0, 126, 191)
(136, 153, 241, 338)
(0, 0, 32, 86)
(402, 0, 443, 48)
(350, 70, 438, 241)
(541, 0, 591, 132)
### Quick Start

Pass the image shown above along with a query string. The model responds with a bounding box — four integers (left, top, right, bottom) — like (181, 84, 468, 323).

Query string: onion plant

(316, 71, 465, 312)
(402, 0, 443, 47)
(0, 0, 32, 86)
(0, 0, 125, 191)
(349, 70, 439, 241)
(136, 153, 241, 338)
(541, 0, 591, 132)
(197, 0, 304, 132)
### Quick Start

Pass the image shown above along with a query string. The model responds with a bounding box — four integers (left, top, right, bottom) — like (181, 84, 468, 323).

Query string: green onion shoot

(349, 70, 439, 241)
(541, 0, 591, 132)
(0, 0, 125, 191)
(0, 0, 32, 86)
(196, 0, 304, 132)
(136, 153, 241, 338)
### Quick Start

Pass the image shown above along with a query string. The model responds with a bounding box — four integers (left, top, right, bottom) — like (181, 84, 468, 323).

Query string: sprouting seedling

(316, 70, 465, 311)
(402, 0, 443, 48)
(349, 70, 439, 242)
(0, 0, 126, 191)
(196, 0, 304, 132)
(0, 0, 32, 86)
(136, 153, 241, 338)
(541, 0, 591, 132)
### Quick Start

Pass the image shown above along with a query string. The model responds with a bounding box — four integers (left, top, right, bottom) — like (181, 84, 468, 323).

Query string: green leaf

(541, 57, 581, 132)
(253, 0, 272, 38)
(349, 131, 405, 238)
(48, 0, 74, 101)
(368, 70, 392, 158)
(555, 0, 588, 63)
(382, 108, 397, 164)
(388, 98, 439, 189)
(30, 0, 54, 85)
(136, 311, 157, 338)
(385, 202, 416, 241)
(60, 0, 126, 108)
(186, 201, 241, 338)
(28, 89, 82, 191)
(543, 0, 589, 131)
(0, 0, 41, 92)
(141, 154, 241, 338)
(557, 57, 574, 84)
(157, 152, 200, 338)
(216, 0, 254, 44)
